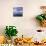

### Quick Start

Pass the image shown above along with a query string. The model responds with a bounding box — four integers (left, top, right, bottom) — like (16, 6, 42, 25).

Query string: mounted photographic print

(13, 7, 23, 17)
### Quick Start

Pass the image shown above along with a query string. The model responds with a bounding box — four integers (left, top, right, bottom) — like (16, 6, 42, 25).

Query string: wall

(0, 0, 46, 39)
